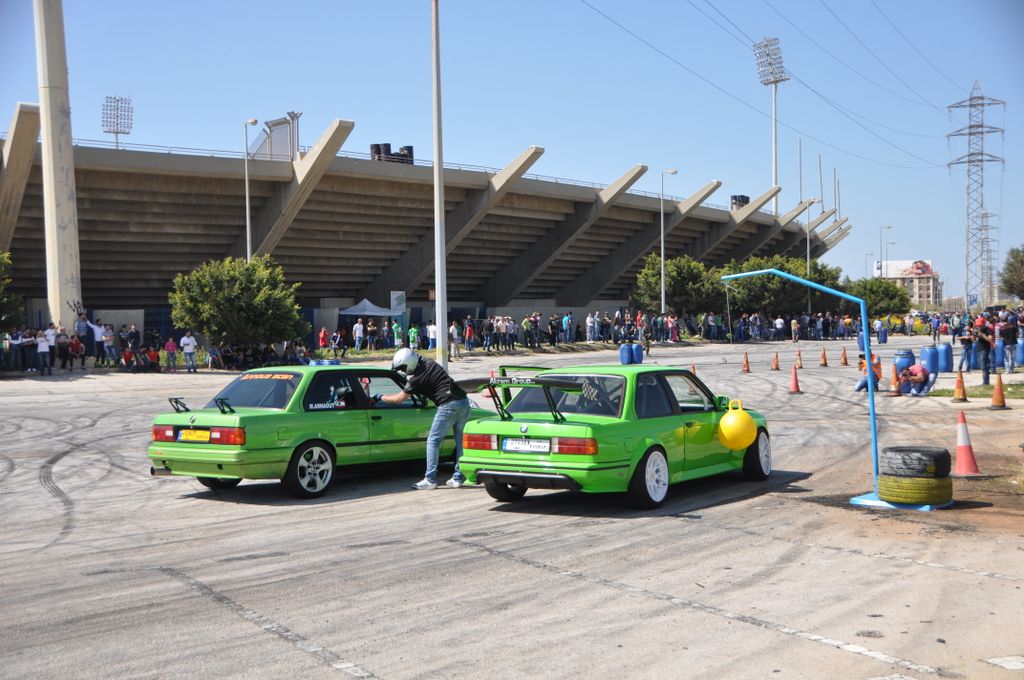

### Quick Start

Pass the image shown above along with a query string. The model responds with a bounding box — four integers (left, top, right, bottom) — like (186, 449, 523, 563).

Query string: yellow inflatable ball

(718, 399, 757, 450)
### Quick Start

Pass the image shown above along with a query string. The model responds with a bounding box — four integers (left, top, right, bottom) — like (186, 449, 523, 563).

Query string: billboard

(880, 260, 935, 277)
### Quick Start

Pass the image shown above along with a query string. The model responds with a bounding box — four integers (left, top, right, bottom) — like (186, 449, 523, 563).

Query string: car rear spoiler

(486, 376, 581, 423)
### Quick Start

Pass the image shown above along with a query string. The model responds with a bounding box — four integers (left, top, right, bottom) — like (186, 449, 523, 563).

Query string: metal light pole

(864, 252, 874, 278)
(431, 0, 449, 369)
(660, 169, 677, 314)
(243, 118, 257, 261)
(885, 241, 896, 278)
(754, 37, 788, 215)
(804, 197, 819, 313)
(878, 225, 891, 278)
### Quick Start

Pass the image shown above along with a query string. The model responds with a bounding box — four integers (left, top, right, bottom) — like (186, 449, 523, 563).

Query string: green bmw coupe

(460, 365, 771, 508)
(148, 364, 491, 498)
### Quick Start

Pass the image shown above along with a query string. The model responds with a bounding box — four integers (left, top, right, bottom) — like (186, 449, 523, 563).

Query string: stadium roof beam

(481, 163, 647, 306)
(361, 145, 543, 304)
(227, 119, 353, 259)
(555, 179, 722, 306)
(808, 217, 848, 249)
(715, 197, 816, 265)
(811, 225, 852, 258)
(775, 208, 836, 257)
(684, 186, 780, 261)
(0, 103, 41, 251)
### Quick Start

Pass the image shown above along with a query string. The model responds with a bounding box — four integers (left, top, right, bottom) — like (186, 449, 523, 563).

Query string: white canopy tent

(339, 299, 398, 317)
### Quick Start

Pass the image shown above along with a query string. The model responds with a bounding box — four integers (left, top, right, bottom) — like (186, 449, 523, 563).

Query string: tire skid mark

(452, 537, 938, 676)
(83, 565, 377, 677)
(0, 452, 14, 484)
(38, 447, 76, 548)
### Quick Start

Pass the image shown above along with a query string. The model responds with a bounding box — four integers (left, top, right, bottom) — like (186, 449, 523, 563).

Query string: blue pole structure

(720, 268, 887, 507)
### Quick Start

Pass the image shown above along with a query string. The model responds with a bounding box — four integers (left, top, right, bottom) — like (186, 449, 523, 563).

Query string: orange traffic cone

(770, 352, 780, 371)
(885, 364, 902, 397)
(952, 411, 982, 476)
(742, 352, 751, 373)
(788, 363, 802, 394)
(690, 363, 697, 376)
(951, 370, 968, 403)
(989, 373, 1010, 411)
(795, 350, 803, 369)
(819, 348, 828, 367)
(840, 347, 849, 366)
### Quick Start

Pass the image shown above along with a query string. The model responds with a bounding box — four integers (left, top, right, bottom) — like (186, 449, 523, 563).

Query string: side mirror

(715, 395, 729, 410)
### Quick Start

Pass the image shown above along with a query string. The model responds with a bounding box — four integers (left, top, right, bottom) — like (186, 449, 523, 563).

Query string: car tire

(282, 442, 335, 499)
(877, 474, 953, 506)
(196, 477, 241, 490)
(483, 479, 527, 502)
(742, 429, 771, 481)
(879, 446, 950, 478)
(627, 448, 670, 509)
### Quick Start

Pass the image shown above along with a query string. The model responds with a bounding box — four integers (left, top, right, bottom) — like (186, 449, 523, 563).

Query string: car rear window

(206, 372, 301, 409)
(505, 374, 624, 417)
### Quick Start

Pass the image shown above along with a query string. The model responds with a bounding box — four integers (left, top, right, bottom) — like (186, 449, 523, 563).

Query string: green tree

(840, 277, 911, 315)
(0, 252, 23, 330)
(169, 255, 309, 346)
(718, 255, 842, 314)
(632, 253, 723, 316)
(999, 245, 1024, 300)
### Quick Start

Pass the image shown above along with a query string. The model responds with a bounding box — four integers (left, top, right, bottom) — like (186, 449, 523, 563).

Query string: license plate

(502, 437, 550, 453)
(178, 429, 210, 443)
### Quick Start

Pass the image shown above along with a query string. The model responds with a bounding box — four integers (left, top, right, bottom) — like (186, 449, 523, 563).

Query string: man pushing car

(375, 348, 471, 490)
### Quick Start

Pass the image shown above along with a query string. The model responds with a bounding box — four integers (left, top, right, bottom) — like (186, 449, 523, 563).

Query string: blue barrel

(992, 340, 1005, 369)
(937, 343, 953, 372)
(920, 346, 939, 375)
(879, 327, 888, 344)
(857, 332, 865, 351)
(1017, 342, 1024, 368)
(893, 350, 915, 393)
(619, 343, 633, 365)
(631, 342, 644, 365)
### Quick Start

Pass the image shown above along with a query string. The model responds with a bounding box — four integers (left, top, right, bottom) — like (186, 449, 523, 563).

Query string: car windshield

(205, 372, 301, 409)
(505, 374, 624, 418)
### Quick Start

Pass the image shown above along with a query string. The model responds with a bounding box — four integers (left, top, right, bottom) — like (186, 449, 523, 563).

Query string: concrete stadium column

(33, 0, 82, 324)
(811, 225, 852, 258)
(685, 186, 780, 261)
(716, 197, 817, 265)
(0, 103, 41, 251)
(774, 208, 835, 257)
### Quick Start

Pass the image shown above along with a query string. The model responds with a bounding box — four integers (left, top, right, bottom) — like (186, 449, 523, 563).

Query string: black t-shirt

(402, 357, 466, 406)
(1002, 324, 1018, 345)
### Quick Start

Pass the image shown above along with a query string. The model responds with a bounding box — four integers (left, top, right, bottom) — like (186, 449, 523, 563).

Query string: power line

(867, 0, 967, 94)
(577, 0, 942, 169)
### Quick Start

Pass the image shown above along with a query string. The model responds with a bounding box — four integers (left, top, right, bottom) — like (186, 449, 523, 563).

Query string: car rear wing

(486, 375, 581, 423)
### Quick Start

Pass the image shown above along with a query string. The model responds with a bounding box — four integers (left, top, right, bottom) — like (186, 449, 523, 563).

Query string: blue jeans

(184, 352, 197, 372)
(1006, 344, 1017, 373)
(909, 372, 938, 396)
(854, 374, 879, 392)
(105, 345, 117, 363)
(424, 398, 471, 483)
(428, 338, 436, 350)
(354, 336, 363, 351)
(958, 348, 971, 372)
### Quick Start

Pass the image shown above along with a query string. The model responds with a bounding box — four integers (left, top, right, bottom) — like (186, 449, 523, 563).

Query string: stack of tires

(878, 446, 953, 506)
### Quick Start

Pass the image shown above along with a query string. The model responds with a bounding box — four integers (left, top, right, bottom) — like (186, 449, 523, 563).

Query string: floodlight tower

(101, 95, 133, 149)
(753, 37, 788, 215)
(948, 82, 1005, 310)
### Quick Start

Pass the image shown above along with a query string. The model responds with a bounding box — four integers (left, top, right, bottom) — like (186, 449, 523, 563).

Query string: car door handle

(371, 415, 382, 421)
(683, 421, 696, 428)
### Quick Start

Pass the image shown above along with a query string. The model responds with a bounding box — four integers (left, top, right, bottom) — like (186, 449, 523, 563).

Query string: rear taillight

(152, 425, 176, 442)
(463, 433, 497, 450)
(552, 437, 598, 455)
(210, 427, 246, 445)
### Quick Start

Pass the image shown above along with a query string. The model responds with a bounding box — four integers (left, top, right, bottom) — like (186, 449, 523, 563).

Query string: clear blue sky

(2, 0, 1021, 300)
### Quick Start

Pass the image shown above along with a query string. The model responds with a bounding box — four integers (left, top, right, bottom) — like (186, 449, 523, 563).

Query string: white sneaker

(412, 478, 437, 490)
(445, 478, 463, 488)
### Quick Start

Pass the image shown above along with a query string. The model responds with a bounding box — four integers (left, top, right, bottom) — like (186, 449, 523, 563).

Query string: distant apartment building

(877, 259, 944, 308)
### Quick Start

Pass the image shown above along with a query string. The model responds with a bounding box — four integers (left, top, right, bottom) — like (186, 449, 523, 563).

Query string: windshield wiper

(214, 397, 236, 414)
(168, 397, 190, 413)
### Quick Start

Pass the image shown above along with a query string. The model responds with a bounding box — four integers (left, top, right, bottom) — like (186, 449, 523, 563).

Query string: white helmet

(392, 347, 420, 375)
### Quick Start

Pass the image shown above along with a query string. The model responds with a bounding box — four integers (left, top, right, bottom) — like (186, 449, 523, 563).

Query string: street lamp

(864, 252, 874, 278)
(660, 169, 677, 314)
(878, 225, 891, 278)
(244, 118, 258, 261)
(753, 37, 789, 215)
(885, 241, 896, 278)
(804, 197, 819, 313)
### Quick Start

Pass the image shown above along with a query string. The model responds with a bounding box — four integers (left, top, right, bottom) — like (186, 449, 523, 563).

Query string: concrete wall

(92, 309, 145, 334)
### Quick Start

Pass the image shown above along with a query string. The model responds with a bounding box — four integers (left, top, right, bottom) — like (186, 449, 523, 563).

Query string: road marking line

(986, 656, 1024, 670)
(452, 538, 938, 676)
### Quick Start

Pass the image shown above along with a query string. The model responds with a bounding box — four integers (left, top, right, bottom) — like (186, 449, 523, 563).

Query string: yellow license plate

(178, 429, 210, 443)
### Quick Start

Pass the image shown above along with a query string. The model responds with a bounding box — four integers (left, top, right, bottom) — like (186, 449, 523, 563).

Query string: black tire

(879, 446, 951, 479)
(483, 479, 527, 502)
(877, 474, 953, 506)
(282, 442, 335, 499)
(196, 477, 241, 490)
(742, 429, 772, 481)
(627, 448, 670, 509)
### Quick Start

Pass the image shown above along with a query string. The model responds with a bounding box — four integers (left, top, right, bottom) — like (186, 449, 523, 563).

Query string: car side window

(302, 372, 357, 412)
(358, 372, 422, 409)
(664, 374, 712, 411)
(635, 375, 674, 419)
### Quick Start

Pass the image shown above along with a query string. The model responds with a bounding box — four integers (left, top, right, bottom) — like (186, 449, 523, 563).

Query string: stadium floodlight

(244, 118, 258, 261)
(101, 95, 133, 149)
(752, 38, 788, 214)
